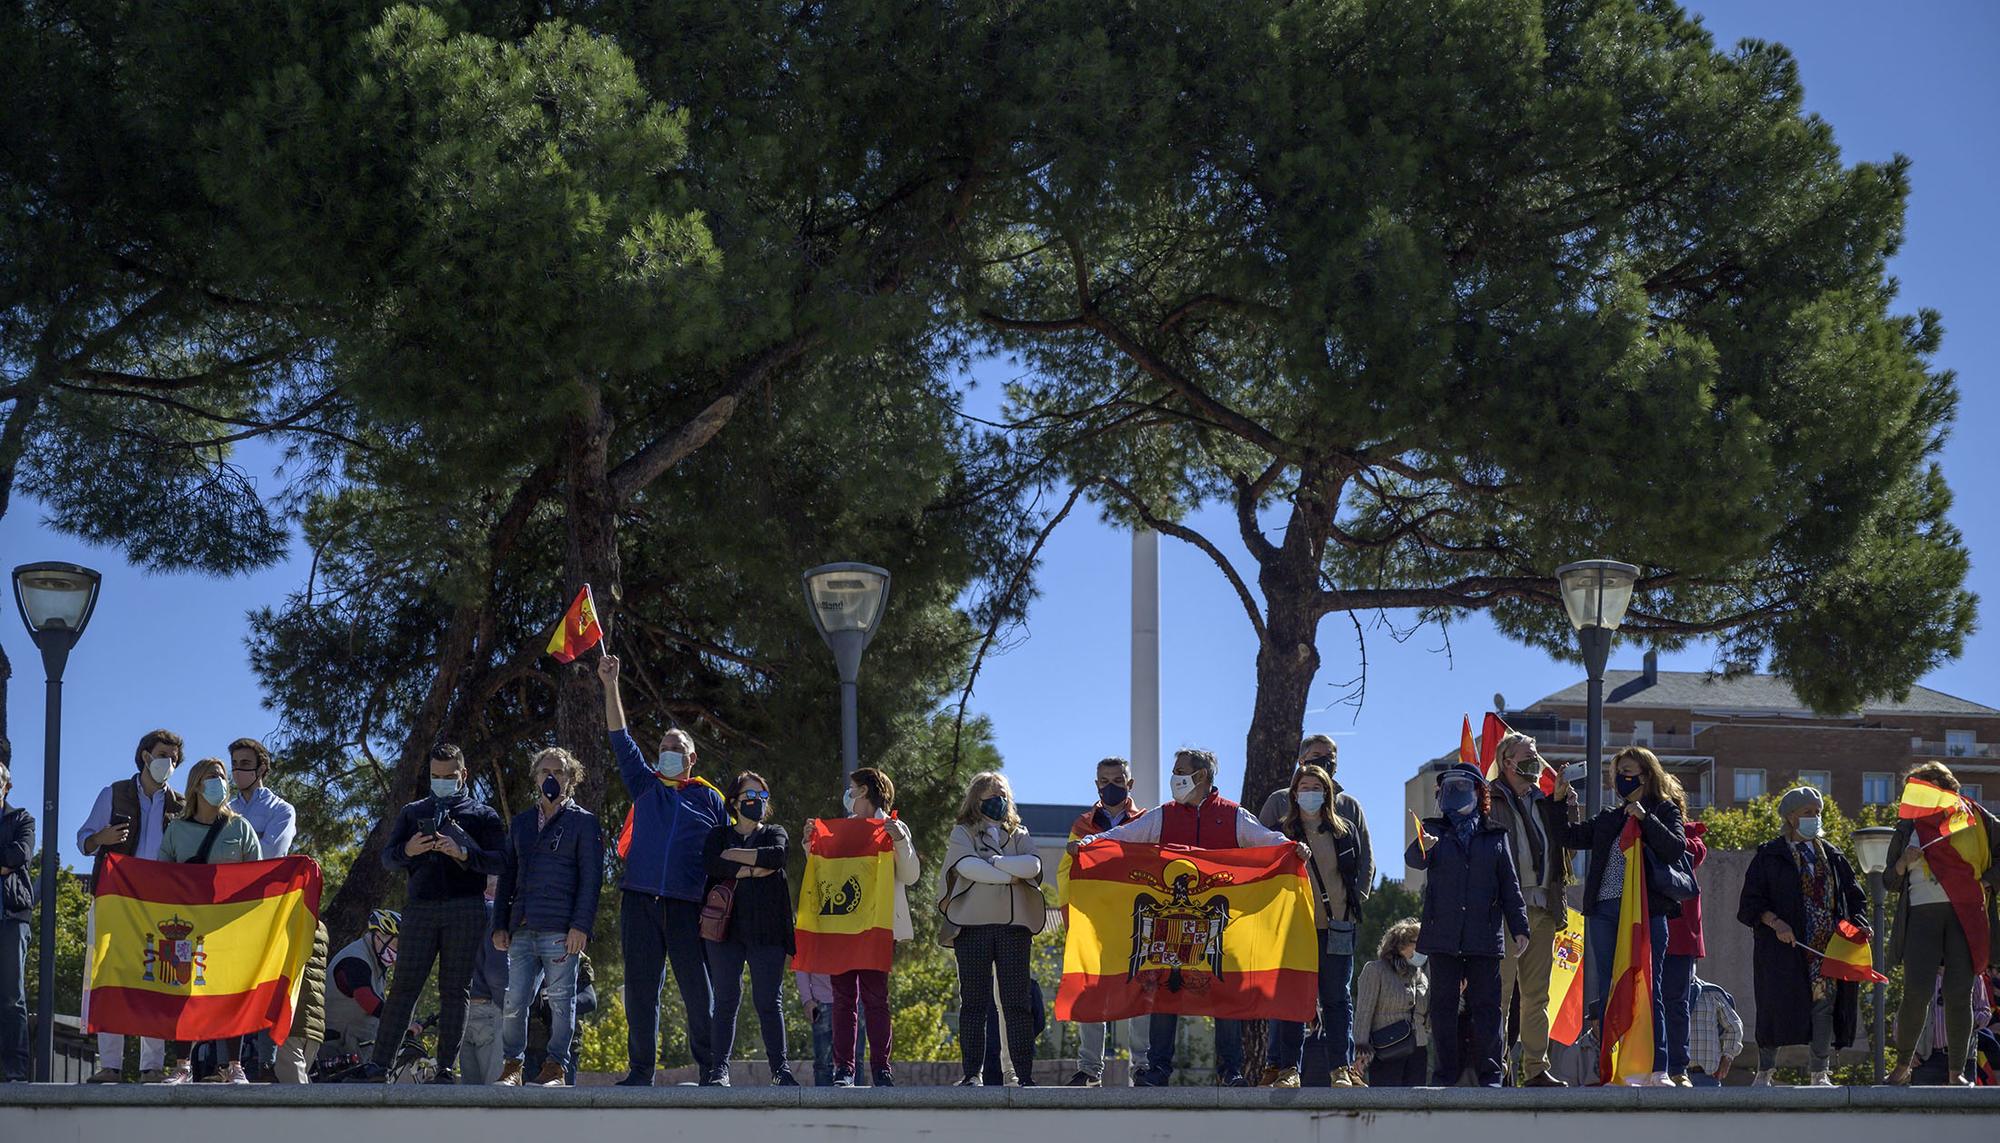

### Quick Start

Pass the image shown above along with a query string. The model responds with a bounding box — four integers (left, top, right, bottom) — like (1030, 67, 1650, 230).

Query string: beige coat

(888, 818, 921, 941)
(940, 822, 1046, 933)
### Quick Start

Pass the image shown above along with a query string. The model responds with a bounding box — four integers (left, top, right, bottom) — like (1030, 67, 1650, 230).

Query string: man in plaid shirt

(1687, 972, 1744, 1086)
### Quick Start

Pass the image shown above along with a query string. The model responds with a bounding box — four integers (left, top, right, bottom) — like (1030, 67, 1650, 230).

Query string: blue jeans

(809, 1002, 834, 1086)
(0, 918, 27, 1081)
(1586, 899, 1668, 1070)
(501, 930, 579, 1070)
(620, 891, 714, 1076)
(1269, 947, 1354, 1073)
(1660, 953, 1696, 1076)
(1144, 1016, 1242, 1083)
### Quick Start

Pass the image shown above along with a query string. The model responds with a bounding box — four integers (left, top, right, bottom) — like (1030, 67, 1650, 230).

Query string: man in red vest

(1069, 748, 1298, 1086)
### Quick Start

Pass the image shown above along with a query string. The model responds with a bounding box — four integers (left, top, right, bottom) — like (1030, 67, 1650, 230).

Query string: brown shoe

(532, 1061, 567, 1087)
(86, 1067, 124, 1084)
(495, 1060, 524, 1086)
(1524, 1070, 1569, 1088)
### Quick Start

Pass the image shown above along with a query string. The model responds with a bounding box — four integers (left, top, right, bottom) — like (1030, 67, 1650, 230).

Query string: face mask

(1098, 784, 1128, 807)
(1439, 784, 1476, 819)
(1796, 816, 1822, 840)
(1295, 790, 1327, 815)
(739, 797, 767, 822)
(1615, 774, 1643, 799)
(655, 750, 687, 778)
(377, 941, 397, 967)
(1170, 773, 1199, 803)
(233, 768, 260, 791)
(200, 777, 229, 807)
(980, 795, 1010, 822)
(843, 787, 859, 815)
(147, 756, 177, 786)
(430, 777, 462, 800)
(1406, 951, 1428, 968)
(541, 775, 563, 802)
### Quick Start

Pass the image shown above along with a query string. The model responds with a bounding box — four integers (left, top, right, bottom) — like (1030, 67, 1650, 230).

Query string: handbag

(1368, 1018, 1417, 1061)
(697, 880, 736, 943)
(1645, 848, 1699, 904)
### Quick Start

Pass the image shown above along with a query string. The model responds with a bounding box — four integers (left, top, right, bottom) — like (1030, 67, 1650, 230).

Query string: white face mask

(1295, 790, 1328, 815)
(1170, 773, 1198, 803)
(842, 787, 859, 815)
(655, 749, 686, 778)
(146, 756, 177, 786)
(1406, 951, 1428, 968)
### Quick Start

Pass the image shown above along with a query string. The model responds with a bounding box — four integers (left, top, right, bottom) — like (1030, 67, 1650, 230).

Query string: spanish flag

(1459, 716, 1478, 768)
(1055, 842, 1317, 1023)
(1548, 905, 1587, 1046)
(545, 584, 604, 663)
(85, 854, 321, 1041)
(1900, 778, 1993, 973)
(1815, 919, 1887, 984)
(1478, 712, 1510, 783)
(792, 818, 897, 974)
(1599, 818, 1656, 1084)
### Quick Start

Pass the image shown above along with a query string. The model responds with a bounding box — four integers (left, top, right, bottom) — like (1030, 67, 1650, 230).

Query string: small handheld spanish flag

(545, 584, 605, 663)
(1807, 920, 1888, 984)
(1411, 810, 1431, 856)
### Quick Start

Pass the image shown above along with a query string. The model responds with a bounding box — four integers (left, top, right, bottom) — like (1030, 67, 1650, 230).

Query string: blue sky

(4, 0, 1995, 874)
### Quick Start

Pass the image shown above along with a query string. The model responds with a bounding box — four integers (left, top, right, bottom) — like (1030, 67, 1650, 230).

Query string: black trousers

(371, 895, 485, 1072)
(620, 891, 715, 1076)
(953, 924, 1035, 1081)
(1428, 952, 1504, 1087)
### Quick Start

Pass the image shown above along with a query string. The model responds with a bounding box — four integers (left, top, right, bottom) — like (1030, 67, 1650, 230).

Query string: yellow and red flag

(792, 818, 897, 974)
(1055, 842, 1317, 1023)
(85, 854, 321, 1041)
(545, 584, 604, 663)
(1900, 777, 1992, 971)
(1459, 716, 1478, 768)
(1478, 712, 1511, 782)
(1815, 919, 1887, 984)
(1598, 818, 1656, 1084)
(1548, 905, 1587, 1045)
(1410, 810, 1432, 857)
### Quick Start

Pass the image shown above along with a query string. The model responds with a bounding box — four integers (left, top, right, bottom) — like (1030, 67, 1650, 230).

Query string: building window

(1734, 769, 1765, 803)
(1945, 730, 1976, 757)
(1633, 720, 1653, 745)
(1798, 771, 1832, 795)
(1963, 783, 1984, 804)
(1863, 773, 1893, 805)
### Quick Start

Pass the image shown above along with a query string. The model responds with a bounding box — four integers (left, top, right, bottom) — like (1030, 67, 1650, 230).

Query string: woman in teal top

(158, 758, 263, 1084)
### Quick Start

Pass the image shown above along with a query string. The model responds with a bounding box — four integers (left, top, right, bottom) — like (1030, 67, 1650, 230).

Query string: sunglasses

(737, 790, 771, 802)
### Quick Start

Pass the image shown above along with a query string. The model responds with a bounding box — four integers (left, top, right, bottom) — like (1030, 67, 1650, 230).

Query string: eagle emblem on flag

(1127, 858, 1232, 992)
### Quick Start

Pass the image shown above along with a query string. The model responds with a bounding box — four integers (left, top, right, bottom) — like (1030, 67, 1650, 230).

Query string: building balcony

(1911, 740, 1999, 760)
(1528, 728, 1697, 752)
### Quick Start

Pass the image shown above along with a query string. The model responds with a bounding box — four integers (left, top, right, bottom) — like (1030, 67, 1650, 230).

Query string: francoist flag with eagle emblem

(793, 817, 898, 973)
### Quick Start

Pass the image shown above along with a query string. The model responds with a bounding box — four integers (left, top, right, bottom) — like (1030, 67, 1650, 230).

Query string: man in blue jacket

(342, 744, 505, 1084)
(493, 746, 602, 1086)
(598, 654, 726, 1085)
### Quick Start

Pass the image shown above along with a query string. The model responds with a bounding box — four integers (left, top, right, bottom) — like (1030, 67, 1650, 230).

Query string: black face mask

(1098, 783, 1128, 806)
(541, 775, 563, 802)
(738, 798, 767, 822)
(980, 795, 1010, 821)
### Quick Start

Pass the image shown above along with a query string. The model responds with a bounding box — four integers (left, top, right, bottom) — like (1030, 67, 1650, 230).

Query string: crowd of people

(1, 653, 1997, 1090)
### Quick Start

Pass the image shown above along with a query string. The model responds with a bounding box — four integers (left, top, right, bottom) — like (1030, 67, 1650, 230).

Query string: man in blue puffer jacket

(598, 653, 727, 1085)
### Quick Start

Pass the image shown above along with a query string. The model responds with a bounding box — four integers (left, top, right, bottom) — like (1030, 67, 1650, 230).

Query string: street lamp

(1555, 559, 1640, 821)
(1853, 824, 1896, 1083)
(801, 563, 891, 778)
(12, 561, 103, 1082)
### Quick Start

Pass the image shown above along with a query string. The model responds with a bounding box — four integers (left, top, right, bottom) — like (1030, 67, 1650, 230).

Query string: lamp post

(1853, 825, 1895, 1083)
(801, 563, 891, 778)
(1554, 560, 1640, 820)
(12, 561, 103, 1082)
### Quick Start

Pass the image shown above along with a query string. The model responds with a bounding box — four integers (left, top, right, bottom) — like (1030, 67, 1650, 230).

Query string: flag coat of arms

(546, 584, 604, 663)
(86, 854, 321, 1041)
(1055, 842, 1317, 1023)
(1599, 818, 1656, 1084)
(1547, 905, 1587, 1045)
(792, 818, 897, 974)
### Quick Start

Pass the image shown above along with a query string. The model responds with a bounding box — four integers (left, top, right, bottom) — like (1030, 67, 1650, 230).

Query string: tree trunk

(556, 382, 620, 816)
(1242, 591, 1321, 811)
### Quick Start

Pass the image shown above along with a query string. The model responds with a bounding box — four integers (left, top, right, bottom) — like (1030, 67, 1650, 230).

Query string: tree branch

(608, 335, 819, 503)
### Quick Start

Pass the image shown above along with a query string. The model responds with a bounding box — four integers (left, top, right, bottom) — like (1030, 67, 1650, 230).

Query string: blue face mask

(430, 777, 463, 800)
(980, 795, 1010, 822)
(1098, 784, 1128, 807)
(1615, 774, 1643, 800)
(200, 777, 229, 808)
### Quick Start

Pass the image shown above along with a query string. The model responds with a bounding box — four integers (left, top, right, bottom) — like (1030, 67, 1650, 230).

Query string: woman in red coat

(1662, 820, 1708, 1086)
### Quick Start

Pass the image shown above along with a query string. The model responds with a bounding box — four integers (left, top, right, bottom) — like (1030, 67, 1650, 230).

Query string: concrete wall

(5, 1085, 1995, 1143)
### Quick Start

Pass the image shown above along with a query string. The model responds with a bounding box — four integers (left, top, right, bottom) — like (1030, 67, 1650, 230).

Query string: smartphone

(109, 814, 133, 829)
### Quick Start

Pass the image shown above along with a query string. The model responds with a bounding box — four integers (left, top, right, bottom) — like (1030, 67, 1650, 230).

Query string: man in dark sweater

(342, 744, 504, 1084)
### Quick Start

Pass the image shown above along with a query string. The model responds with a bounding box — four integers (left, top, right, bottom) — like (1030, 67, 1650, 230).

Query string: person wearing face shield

(597, 653, 727, 1085)
(1407, 762, 1531, 1087)
(341, 743, 505, 1084)
(1069, 748, 1294, 1086)
(156, 758, 264, 1083)
(1738, 783, 1869, 1087)
(76, 729, 186, 1081)
(490, 748, 602, 1086)
(943, 772, 1046, 1085)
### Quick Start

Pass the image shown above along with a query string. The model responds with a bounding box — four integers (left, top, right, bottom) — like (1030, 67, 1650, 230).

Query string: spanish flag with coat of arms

(1599, 818, 1656, 1084)
(1055, 842, 1317, 1022)
(793, 818, 897, 974)
(85, 853, 321, 1041)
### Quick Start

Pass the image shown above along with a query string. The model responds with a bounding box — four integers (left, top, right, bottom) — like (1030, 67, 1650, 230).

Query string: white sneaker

(161, 1062, 194, 1085)
(1808, 1071, 1834, 1087)
(1751, 1070, 1777, 1087)
(227, 1062, 251, 1085)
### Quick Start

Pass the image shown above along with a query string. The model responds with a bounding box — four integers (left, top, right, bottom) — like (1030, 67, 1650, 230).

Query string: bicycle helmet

(366, 908, 401, 938)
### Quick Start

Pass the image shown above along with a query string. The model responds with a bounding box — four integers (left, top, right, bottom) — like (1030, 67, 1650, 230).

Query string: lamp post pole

(1869, 868, 1886, 1083)
(32, 635, 72, 1082)
(1579, 626, 1611, 821)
